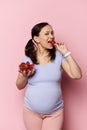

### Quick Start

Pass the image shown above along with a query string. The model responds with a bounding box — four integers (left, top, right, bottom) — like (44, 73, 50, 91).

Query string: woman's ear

(33, 36, 40, 43)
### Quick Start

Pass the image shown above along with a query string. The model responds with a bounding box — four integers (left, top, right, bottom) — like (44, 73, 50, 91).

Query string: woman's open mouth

(48, 40, 56, 46)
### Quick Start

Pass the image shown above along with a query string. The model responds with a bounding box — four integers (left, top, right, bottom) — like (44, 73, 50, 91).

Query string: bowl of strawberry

(19, 61, 34, 73)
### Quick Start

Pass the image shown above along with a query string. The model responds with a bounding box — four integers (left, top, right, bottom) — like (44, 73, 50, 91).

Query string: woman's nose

(49, 34, 54, 38)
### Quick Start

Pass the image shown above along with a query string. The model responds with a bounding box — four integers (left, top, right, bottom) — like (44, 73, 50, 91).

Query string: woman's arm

(55, 43, 82, 79)
(61, 54, 82, 79)
(16, 72, 28, 90)
(16, 68, 35, 90)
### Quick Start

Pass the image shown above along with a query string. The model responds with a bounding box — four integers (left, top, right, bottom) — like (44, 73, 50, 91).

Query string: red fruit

(19, 61, 34, 73)
(24, 62, 30, 70)
(19, 62, 25, 71)
(26, 61, 30, 65)
(50, 40, 55, 46)
(29, 64, 35, 71)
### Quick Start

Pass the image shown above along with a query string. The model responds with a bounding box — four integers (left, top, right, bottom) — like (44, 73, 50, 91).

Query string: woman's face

(36, 25, 55, 49)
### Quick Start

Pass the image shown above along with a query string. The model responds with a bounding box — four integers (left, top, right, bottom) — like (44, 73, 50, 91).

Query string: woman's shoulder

(22, 56, 33, 64)
(55, 50, 63, 58)
(55, 50, 65, 62)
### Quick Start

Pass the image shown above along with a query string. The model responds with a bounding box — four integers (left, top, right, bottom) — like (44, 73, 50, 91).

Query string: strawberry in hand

(19, 61, 35, 74)
(50, 40, 56, 46)
(28, 64, 35, 71)
(19, 62, 25, 71)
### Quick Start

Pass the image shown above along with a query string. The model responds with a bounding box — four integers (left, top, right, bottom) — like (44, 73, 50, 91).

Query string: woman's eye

(45, 33, 49, 35)
(51, 31, 54, 35)
(44, 31, 54, 35)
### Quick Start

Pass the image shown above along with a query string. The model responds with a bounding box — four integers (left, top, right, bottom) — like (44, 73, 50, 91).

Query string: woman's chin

(48, 46, 54, 49)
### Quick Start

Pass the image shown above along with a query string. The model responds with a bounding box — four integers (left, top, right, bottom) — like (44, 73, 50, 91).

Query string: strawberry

(19, 61, 34, 73)
(24, 62, 30, 71)
(50, 40, 55, 46)
(19, 62, 25, 71)
(29, 64, 35, 71)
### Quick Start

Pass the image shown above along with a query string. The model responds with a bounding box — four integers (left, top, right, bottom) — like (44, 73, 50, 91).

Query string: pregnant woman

(16, 22, 82, 130)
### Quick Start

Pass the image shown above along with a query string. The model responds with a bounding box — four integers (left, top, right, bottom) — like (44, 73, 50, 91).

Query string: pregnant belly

(24, 84, 63, 114)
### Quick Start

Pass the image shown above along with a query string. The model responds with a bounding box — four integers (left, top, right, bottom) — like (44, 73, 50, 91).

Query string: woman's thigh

(23, 106, 43, 130)
(42, 108, 64, 130)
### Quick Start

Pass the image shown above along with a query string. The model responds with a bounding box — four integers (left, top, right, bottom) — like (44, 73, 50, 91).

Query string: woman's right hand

(16, 67, 35, 90)
(19, 67, 35, 78)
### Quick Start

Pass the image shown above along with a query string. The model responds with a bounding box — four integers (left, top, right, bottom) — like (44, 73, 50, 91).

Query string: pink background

(0, 0, 87, 130)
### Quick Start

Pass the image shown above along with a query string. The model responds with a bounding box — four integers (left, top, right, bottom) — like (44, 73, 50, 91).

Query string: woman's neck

(37, 44, 49, 56)
(36, 44, 51, 64)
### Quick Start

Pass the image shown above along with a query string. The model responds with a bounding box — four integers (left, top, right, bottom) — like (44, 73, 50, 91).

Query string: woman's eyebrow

(45, 30, 53, 32)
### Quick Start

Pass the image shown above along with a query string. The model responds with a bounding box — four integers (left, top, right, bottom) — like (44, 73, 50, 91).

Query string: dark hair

(25, 22, 56, 64)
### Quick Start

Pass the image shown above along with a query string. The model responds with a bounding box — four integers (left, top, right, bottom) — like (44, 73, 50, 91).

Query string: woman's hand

(19, 67, 35, 78)
(19, 61, 35, 78)
(54, 42, 69, 55)
(16, 66, 35, 90)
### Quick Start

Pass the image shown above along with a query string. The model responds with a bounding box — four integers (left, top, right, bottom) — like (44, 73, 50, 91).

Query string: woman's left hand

(54, 43, 82, 79)
(54, 42, 69, 55)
